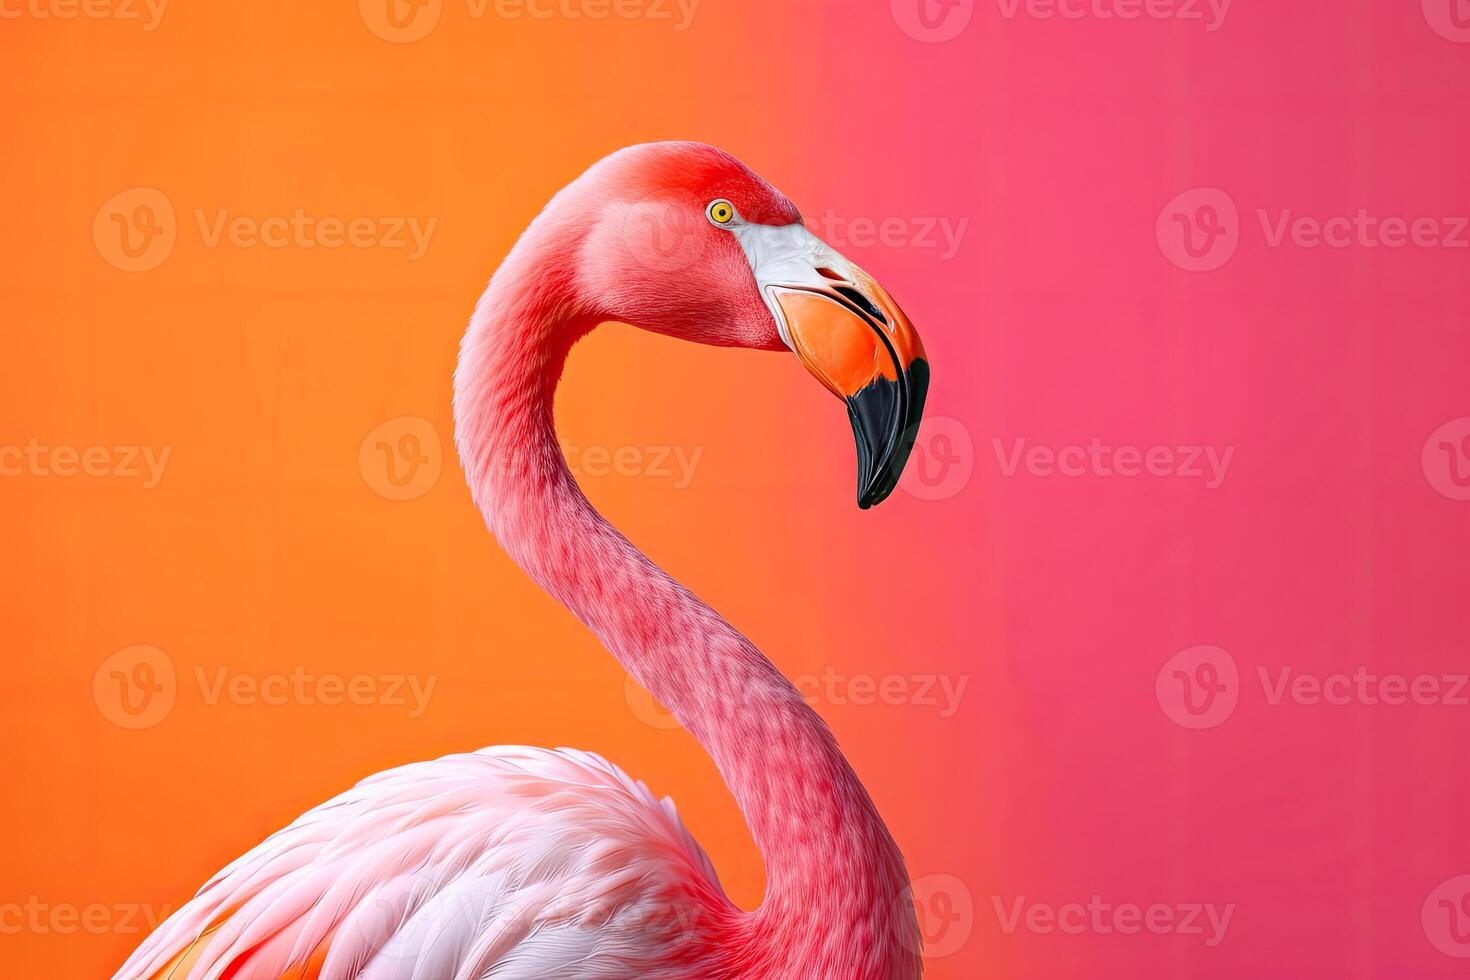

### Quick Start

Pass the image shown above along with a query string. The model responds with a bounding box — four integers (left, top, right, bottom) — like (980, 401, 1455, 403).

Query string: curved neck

(453, 231, 915, 974)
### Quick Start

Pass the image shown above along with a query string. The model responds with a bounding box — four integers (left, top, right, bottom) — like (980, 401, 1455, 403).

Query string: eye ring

(706, 199, 736, 226)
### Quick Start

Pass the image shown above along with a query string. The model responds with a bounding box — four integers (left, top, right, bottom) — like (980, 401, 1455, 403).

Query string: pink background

(856, 1, 1470, 976)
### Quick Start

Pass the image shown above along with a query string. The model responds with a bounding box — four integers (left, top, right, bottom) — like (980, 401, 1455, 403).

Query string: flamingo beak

(738, 224, 929, 508)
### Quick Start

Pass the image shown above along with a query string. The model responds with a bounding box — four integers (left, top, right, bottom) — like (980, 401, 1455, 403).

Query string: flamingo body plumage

(117, 142, 928, 980)
(118, 747, 735, 979)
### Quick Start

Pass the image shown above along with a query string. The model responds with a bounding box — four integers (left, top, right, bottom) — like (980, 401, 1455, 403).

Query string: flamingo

(117, 141, 930, 979)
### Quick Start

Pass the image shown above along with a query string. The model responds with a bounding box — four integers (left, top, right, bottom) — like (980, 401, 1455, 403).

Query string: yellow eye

(707, 200, 735, 225)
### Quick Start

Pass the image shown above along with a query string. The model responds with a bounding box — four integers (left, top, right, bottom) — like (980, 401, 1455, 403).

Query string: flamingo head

(573, 142, 930, 509)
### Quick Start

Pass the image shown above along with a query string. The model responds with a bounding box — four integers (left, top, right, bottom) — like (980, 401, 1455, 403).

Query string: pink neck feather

(453, 220, 918, 976)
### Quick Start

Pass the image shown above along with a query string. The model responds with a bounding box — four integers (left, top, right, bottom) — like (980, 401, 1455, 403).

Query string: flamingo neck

(452, 236, 916, 975)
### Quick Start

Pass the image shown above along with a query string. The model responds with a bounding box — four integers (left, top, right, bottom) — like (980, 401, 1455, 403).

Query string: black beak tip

(857, 473, 894, 510)
(847, 358, 929, 512)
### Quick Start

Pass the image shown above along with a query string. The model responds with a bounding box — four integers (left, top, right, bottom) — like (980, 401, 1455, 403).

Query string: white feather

(114, 746, 732, 980)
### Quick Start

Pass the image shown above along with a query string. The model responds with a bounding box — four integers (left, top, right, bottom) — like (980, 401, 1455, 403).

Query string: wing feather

(116, 746, 732, 980)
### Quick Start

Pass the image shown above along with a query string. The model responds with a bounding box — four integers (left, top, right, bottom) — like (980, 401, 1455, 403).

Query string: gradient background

(3, 1, 1469, 977)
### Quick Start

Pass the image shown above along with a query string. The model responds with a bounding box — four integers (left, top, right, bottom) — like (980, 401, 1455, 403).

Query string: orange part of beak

(769, 274, 929, 509)
(776, 290, 897, 397)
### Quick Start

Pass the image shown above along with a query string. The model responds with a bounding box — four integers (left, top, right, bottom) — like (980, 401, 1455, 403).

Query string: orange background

(1, 2, 968, 975)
